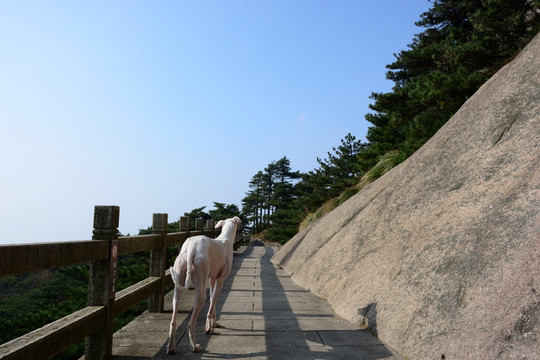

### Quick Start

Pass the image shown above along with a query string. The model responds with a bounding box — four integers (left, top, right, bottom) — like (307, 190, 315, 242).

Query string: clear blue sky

(0, 0, 431, 243)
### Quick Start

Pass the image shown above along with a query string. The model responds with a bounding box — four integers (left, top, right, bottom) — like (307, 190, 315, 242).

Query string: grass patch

(300, 150, 404, 230)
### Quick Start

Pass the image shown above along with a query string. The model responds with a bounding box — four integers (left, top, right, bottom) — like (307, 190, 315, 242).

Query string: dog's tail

(184, 244, 195, 290)
(170, 265, 190, 291)
(170, 246, 195, 291)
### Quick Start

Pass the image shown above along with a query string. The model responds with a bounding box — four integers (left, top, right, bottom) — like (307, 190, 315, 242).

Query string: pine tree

(299, 133, 366, 213)
(365, 0, 540, 159)
(241, 0, 540, 245)
(242, 171, 266, 233)
(242, 157, 300, 240)
(208, 202, 240, 221)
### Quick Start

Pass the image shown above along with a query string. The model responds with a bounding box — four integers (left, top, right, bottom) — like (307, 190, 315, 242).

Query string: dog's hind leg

(206, 278, 224, 334)
(166, 258, 187, 354)
(166, 286, 183, 354)
(187, 255, 209, 352)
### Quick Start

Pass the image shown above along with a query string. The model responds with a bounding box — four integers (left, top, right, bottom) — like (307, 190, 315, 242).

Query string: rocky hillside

(272, 32, 540, 359)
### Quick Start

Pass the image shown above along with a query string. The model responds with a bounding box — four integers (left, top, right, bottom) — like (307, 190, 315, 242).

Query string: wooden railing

(0, 205, 248, 360)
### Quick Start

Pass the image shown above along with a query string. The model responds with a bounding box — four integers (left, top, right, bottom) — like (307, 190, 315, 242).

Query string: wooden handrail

(0, 306, 106, 360)
(0, 240, 109, 277)
(0, 206, 234, 360)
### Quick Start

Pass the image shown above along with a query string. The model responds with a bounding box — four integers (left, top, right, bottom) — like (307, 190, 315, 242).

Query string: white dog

(166, 216, 242, 354)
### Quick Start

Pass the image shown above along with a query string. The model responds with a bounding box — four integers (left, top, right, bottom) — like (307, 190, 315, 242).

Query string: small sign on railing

(108, 239, 119, 299)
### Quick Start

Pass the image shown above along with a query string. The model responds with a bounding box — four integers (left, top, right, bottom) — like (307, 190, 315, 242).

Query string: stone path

(111, 245, 402, 359)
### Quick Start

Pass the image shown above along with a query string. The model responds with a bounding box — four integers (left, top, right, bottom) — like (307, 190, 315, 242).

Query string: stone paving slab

(112, 246, 402, 360)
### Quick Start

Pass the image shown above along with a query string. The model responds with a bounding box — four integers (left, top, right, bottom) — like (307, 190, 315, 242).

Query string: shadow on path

(259, 246, 398, 360)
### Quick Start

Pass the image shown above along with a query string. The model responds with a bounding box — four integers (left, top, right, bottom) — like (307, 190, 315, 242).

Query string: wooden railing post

(195, 217, 204, 231)
(205, 219, 215, 233)
(238, 224, 243, 242)
(178, 216, 190, 254)
(179, 216, 190, 233)
(86, 205, 119, 360)
(149, 213, 167, 313)
(236, 224, 245, 250)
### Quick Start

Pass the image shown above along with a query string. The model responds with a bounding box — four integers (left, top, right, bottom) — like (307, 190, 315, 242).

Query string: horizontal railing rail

(0, 206, 245, 360)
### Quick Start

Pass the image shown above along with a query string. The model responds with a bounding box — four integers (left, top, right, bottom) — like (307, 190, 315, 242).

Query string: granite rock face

(273, 32, 540, 359)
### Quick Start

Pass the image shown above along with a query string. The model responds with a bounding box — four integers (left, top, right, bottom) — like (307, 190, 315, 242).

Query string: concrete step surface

(111, 245, 402, 359)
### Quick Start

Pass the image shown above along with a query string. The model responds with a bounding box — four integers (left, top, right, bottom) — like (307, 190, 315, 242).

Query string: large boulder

(273, 32, 540, 359)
